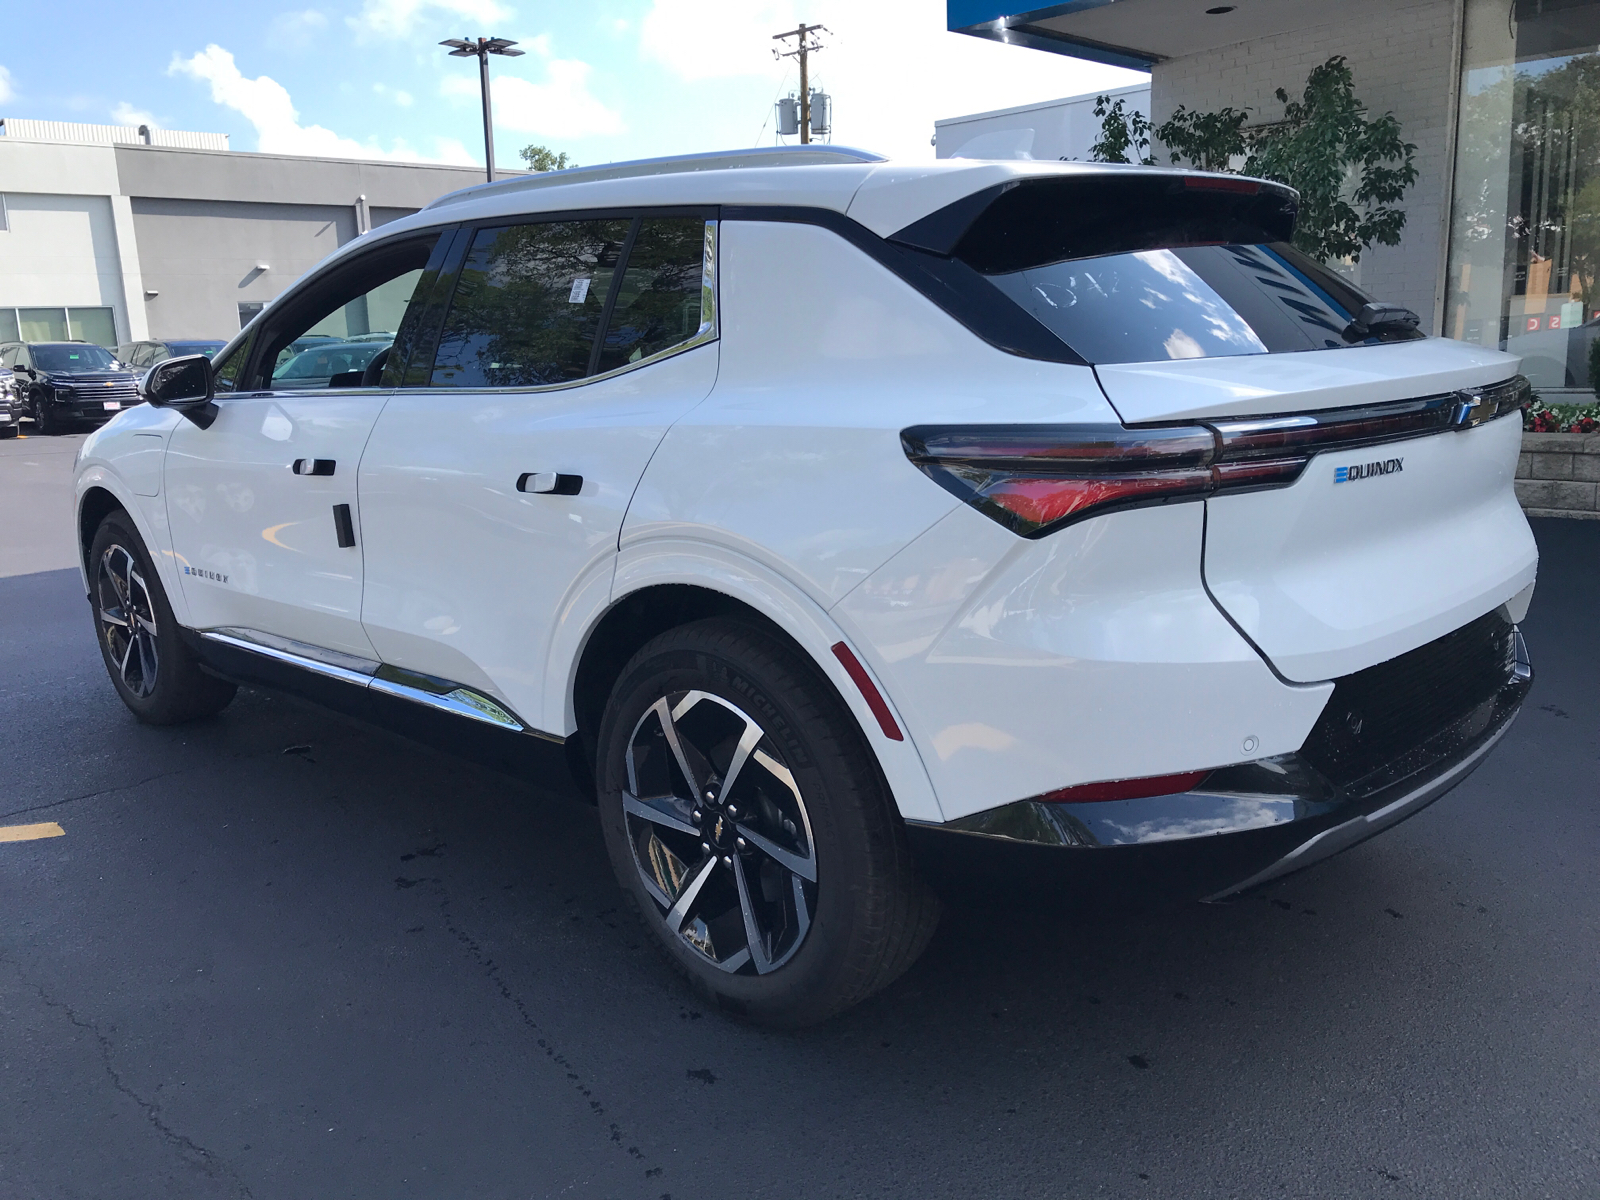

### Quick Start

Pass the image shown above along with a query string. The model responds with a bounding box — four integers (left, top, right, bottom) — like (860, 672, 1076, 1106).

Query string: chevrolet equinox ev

(74, 148, 1537, 1026)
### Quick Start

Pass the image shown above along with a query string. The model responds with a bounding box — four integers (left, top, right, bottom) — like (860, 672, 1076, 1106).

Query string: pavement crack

(2, 955, 256, 1198)
(0, 766, 199, 822)
(426, 882, 655, 1177)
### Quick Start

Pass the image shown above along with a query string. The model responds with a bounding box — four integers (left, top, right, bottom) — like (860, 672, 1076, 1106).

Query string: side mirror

(143, 354, 217, 428)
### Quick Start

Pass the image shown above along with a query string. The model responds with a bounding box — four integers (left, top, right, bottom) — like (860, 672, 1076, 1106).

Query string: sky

(0, 0, 1146, 168)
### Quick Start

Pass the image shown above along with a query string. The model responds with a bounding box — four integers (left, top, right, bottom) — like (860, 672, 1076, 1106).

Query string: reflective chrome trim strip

(198, 629, 563, 743)
(201, 631, 377, 688)
(368, 676, 528, 733)
(209, 626, 380, 675)
(1202, 715, 1516, 902)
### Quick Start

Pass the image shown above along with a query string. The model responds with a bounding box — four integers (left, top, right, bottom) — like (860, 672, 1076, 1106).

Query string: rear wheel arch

(569, 584, 882, 804)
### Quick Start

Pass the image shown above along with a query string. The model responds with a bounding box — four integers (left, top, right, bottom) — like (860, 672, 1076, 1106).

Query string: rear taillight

(903, 375, 1531, 538)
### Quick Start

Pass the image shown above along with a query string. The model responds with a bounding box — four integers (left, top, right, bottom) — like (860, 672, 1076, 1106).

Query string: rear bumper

(907, 624, 1531, 903)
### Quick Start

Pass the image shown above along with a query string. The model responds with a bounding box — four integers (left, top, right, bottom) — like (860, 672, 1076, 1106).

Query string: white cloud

(0, 65, 15, 105)
(269, 10, 330, 50)
(442, 44, 623, 139)
(374, 82, 415, 107)
(171, 45, 475, 165)
(349, 0, 512, 41)
(642, 0, 795, 82)
(111, 102, 159, 128)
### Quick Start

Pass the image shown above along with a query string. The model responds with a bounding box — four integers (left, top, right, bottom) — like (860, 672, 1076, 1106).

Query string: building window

(1447, 0, 1600, 394)
(0, 194, 9, 232)
(239, 301, 266, 329)
(0, 306, 118, 347)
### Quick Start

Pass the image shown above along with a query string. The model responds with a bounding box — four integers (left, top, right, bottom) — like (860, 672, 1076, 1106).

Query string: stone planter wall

(1516, 432, 1600, 519)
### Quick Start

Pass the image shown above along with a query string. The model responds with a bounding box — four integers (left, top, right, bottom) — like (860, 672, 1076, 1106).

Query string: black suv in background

(113, 339, 227, 369)
(0, 342, 141, 434)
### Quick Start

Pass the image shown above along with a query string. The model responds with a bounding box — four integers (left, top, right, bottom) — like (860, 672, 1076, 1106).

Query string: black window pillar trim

(719, 203, 1088, 366)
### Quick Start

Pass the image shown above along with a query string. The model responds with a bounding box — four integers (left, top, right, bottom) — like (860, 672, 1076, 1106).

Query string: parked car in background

(270, 336, 394, 390)
(75, 150, 1537, 1027)
(0, 363, 18, 438)
(0, 341, 141, 434)
(114, 339, 228, 370)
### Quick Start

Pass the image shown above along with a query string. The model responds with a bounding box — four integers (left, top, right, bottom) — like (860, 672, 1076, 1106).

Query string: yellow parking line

(0, 822, 65, 842)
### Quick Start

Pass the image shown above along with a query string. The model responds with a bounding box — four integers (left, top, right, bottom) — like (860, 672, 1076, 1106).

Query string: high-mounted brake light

(902, 376, 1530, 538)
(1183, 174, 1261, 194)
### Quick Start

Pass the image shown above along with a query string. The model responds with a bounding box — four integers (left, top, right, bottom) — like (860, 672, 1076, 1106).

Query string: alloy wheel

(97, 543, 159, 698)
(622, 690, 817, 975)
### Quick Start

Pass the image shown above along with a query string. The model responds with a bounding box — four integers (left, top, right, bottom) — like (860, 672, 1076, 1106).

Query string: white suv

(76, 148, 1536, 1026)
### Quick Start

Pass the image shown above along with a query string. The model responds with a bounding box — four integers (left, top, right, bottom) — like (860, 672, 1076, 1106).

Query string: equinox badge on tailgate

(1335, 457, 1403, 484)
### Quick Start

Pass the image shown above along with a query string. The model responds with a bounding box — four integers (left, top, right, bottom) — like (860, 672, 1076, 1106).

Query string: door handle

(516, 472, 582, 495)
(292, 459, 336, 476)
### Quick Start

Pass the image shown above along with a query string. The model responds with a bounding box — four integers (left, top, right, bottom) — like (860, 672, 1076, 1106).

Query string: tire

(0, 421, 16, 439)
(33, 392, 61, 435)
(596, 618, 940, 1028)
(88, 510, 237, 724)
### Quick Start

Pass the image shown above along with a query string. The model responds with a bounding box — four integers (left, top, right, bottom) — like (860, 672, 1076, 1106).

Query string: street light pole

(441, 37, 525, 183)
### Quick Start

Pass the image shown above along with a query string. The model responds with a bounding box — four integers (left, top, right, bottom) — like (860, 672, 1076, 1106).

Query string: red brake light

(1184, 175, 1260, 194)
(1037, 770, 1211, 804)
(902, 376, 1528, 538)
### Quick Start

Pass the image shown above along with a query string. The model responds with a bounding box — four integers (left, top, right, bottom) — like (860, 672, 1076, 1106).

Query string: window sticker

(569, 277, 591, 304)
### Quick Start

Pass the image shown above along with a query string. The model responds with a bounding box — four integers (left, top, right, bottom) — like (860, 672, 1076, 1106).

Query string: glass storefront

(1448, 0, 1600, 393)
(0, 306, 119, 348)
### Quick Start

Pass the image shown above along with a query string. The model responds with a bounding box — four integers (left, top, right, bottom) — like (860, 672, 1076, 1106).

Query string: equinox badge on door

(1334, 457, 1403, 483)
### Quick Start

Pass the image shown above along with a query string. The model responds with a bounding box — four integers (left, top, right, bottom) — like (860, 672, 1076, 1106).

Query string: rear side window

(944, 175, 1422, 365)
(592, 218, 711, 374)
(429, 219, 630, 388)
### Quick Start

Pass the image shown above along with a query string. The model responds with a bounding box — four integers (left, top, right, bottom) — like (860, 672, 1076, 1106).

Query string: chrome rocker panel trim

(198, 628, 561, 742)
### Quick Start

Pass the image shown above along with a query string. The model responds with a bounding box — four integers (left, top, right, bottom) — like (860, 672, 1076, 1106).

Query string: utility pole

(440, 37, 525, 182)
(773, 23, 827, 144)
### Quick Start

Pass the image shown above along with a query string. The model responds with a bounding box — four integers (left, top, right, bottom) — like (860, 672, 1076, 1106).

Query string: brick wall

(1516, 433, 1600, 518)
(1150, 0, 1458, 331)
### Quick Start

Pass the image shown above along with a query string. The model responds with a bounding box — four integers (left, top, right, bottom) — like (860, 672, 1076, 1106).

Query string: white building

(0, 120, 496, 347)
(934, 82, 1151, 162)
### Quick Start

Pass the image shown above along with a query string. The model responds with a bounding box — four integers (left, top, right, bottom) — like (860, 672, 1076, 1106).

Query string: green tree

(1088, 95, 1153, 165)
(519, 145, 577, 172)
(1087, 57, 1418, 265)
(1155, 104, 1250, 172)
(1244, 56, 1417, 263)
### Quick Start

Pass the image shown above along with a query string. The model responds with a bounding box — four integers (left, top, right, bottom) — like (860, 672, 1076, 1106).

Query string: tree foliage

(1244, 57, 1418, 263)
(519, 145, 577, 172)
(1088, 95, 1152, 165)
(1088, 56, 1418, 264)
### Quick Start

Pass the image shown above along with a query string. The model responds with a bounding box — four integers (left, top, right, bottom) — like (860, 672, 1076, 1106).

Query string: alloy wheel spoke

(622, 791, 700, 838)
(715, 718, 764, 806)
(118, 632, 137, 679)
(136, 632, 159, 694)
(100, 608, 129, 628)
(730, 852, 773, 974)
(735, 822, 817, 883)
(663, 855, 717, 934)
(653, 697, 703, 800)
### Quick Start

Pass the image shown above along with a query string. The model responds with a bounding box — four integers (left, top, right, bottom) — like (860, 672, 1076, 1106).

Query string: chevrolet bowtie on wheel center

(75, 148, 1536, 1026)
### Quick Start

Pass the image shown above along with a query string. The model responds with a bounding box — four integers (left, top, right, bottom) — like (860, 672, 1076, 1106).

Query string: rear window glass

(949, 175, 1421, 365)
(592, 218, 709, 374)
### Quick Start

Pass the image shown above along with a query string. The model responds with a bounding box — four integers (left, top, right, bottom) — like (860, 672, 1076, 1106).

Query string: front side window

(238, 232, 441, 393)
(430, 219, 630, 388)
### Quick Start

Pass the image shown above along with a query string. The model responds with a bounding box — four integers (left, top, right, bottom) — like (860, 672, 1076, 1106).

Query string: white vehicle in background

(73, 148, 1536, 1027)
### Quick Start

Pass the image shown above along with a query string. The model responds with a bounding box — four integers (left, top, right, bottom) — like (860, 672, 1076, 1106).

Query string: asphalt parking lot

(2, 429, 1597, 1200)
